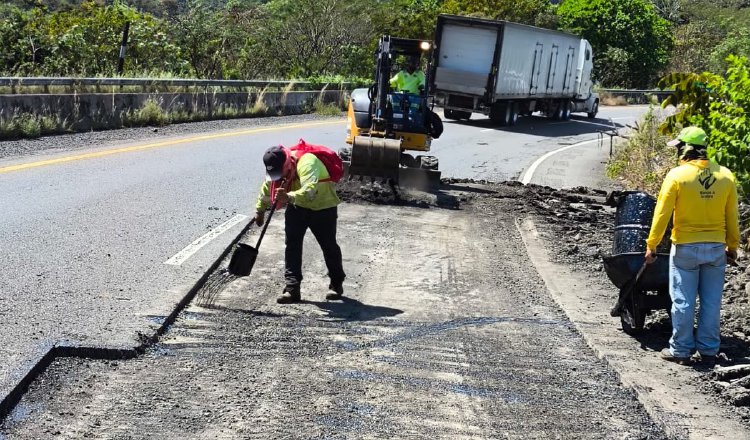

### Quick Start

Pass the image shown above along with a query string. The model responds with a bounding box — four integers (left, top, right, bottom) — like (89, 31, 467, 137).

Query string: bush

(0, 111, 64, 139)
(607, 107, 675, 195)
(312, 100, 344, 116)
(125, 98, 169, 127)
(600, 92, 628, 106)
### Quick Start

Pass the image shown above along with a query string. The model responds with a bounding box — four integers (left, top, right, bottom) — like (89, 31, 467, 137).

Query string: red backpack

(289, 139, 344, 183)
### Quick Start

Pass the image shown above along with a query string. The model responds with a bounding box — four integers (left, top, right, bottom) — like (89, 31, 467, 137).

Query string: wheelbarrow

(603, 252, 670, 335)
(603, 191, 671, 335)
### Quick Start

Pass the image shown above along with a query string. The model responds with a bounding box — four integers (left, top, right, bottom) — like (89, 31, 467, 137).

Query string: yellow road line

(0, 120, 345, 174)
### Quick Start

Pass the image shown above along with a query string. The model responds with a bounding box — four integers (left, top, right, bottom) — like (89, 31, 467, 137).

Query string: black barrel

(612, 192, 656, 255)
(227, 243, 258, 277)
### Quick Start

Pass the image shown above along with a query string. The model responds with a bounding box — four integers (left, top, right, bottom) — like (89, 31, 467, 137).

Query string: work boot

(660, 348, 692, 365)
(277, 287, 301, 304)
(325, 281, 344, 300)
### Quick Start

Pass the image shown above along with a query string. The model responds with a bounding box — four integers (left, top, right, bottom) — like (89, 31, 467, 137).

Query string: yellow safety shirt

(389, 70, 425, 94)
(256, 154, 340, 212)
(646, 159, 740, 251)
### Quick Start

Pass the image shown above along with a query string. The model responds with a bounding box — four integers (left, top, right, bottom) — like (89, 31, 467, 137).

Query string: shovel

(227, 194, 281, 277)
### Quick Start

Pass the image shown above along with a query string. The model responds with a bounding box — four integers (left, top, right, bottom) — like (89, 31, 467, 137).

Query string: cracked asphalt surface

(1, 185, 666, 439)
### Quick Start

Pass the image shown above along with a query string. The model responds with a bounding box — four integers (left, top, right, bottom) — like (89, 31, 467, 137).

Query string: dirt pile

(511, 181, 750, 419)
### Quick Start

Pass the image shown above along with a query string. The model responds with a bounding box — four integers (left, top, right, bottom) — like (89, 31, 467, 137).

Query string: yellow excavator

(341, 35, 443, 187)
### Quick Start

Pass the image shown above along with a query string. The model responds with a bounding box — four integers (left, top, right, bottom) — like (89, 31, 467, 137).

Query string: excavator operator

(389, 56, 425, 94)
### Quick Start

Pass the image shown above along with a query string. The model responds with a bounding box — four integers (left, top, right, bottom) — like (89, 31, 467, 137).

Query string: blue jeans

(668, 242, 726, 357)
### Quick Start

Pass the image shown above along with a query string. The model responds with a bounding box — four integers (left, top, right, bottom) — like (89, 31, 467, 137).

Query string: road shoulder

(518, 216, 750, 440)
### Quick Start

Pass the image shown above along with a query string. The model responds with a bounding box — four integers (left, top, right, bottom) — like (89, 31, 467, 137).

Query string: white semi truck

(431, 15, 599, 125)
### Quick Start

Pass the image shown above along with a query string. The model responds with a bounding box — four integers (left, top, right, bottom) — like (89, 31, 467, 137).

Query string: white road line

(164, 214, 249, 266)
(481, 128, 495, 132)
(520, 139, 600, 185)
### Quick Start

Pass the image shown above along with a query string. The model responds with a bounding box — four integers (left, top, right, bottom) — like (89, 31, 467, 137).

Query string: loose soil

(521, 183, 750, 424)
(0, 181, 667, 439)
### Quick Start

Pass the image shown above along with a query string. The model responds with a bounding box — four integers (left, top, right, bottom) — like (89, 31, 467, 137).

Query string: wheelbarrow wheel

(620, 305, 645, 335)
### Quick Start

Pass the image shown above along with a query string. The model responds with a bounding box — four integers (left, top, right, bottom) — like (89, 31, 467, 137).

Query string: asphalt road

(435, 106, 645, 186)
(0, 106, 647, 410)
(1, 186, 666, 439)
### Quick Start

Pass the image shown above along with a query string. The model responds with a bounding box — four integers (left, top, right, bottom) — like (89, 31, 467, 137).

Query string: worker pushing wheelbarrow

(603, 191, 671, 335)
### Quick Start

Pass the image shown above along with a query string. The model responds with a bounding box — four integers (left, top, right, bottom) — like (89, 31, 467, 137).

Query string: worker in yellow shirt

(390, 56, 425, 94)
(645, 126, 740, 365)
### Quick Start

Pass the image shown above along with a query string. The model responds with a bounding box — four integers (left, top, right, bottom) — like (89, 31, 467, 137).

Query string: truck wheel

(490, 103, 510, 126)
(563, 102, 572, 120)
(508, 103, 519, 126)
(444, 109, 458, 120)
(552, 102, 564, 121)
(455, 110, 471, 120)
(587, 101, 599, 119)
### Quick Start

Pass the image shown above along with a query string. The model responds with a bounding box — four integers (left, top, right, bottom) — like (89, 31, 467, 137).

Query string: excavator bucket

(344, 136, 441, 189)
(349, 136, 401, 181)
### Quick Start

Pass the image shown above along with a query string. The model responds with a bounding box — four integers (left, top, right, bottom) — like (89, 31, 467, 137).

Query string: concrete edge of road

(0, 220, 254, 424)
(517, 216, 749, 440)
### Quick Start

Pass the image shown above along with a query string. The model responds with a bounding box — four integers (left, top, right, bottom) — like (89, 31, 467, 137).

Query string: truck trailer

(431, 14, 599, 125)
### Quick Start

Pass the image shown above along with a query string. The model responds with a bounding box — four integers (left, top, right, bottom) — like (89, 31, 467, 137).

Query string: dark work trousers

(284, 204, 345, 290)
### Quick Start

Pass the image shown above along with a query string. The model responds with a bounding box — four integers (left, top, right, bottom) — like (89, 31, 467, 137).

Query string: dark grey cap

(263, 146, 286, 181)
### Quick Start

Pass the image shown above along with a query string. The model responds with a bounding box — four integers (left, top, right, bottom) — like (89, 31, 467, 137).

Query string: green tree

(558, 0, 673, 88)
(667, 20, 725, 74)
(22, 1, 183, 76)
(172, 0, 227, 78)
(441, 0, 557, 27)
(0, 5, 49, 75)
(659, 55, 750, 196)
(375, 0, 443, 40)
(251, 0, 378, 78)
(708, 27, 750, 73)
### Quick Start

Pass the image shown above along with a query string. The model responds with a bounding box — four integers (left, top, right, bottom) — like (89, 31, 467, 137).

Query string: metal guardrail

(598, 88, 668, 95)
(596, 88, 673, 105)
(0, 77, 352, 92)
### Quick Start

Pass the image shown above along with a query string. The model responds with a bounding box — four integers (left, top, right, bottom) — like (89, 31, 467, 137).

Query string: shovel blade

(228, 243, 258, 276)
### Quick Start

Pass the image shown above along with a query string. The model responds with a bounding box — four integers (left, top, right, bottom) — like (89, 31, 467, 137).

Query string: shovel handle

(254, 178, 285, 249)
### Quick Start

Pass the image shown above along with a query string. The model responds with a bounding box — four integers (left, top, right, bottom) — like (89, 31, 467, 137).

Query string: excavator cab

(343, 36, 443, 186)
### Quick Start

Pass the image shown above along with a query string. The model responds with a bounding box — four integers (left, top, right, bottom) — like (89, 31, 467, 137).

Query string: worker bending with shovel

(254, 143, 345, 304)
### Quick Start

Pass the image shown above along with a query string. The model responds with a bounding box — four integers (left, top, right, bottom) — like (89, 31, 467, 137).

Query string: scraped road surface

(2, 187, 665, 438)
(0, 107, 652, 437)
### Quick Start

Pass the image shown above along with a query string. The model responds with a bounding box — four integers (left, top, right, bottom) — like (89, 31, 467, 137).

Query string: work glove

(254, 211, 265, 227)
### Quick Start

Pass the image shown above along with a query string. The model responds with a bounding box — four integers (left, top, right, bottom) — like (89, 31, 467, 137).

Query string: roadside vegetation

(0, 0, 711, 88)
(609, 55, 750, 246)
(606, 107, 674, 195)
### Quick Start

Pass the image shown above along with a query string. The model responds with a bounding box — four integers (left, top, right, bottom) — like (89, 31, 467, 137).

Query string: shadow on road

(199, 304, 285, 319)
(444, 113, 625, 138)
(306, 297, 403, 322)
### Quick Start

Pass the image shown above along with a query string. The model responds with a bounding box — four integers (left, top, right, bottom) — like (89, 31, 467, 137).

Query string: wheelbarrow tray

(602, 252, 669, 291)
